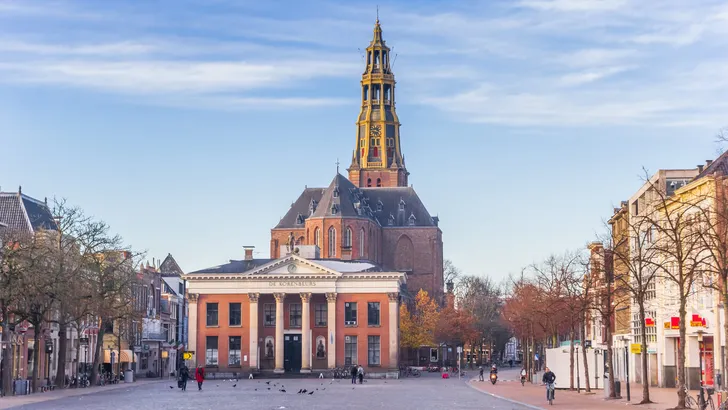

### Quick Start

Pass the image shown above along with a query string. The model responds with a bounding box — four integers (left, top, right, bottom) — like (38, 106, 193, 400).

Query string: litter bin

(13, 380, 28, 395)
(124, 370, 133, 383)
(605, 380, 621, 398)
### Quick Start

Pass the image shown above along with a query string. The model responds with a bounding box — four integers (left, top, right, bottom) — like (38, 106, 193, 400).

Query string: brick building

(270, 18, 443, 303)
(185, 19, 441, 376)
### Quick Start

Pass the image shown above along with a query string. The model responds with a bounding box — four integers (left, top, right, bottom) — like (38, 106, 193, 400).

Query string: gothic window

(328, 226, 336, 257)
(367, 178, 372, 187)
(376, 178, 382, 187)
(359, 228, 365, 257)
(373, 147, 379, 157)
(314, 227, 320, 247)
(363, 85, 369, 101)
(376, 200, 383, 211)
(360, 140, 365, 147)
(333, 187, 339, 198)
(331, 204, 338, 215)
(361, 148, 365, 158)
(296, 214, 304, 225)
(387, 138, 394, 147)
(408, 213, 416, 226)
(344, 227, 353, 248)
(399, 199, 406, 211)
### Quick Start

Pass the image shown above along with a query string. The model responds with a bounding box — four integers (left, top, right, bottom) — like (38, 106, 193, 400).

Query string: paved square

(7, 375, 532, 410)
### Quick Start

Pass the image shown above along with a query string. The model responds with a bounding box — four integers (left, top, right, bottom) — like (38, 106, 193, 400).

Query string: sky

(1, 0, 727, 280)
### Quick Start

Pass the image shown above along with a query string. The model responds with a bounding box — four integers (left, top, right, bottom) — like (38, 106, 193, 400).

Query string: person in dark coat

(350, 365, 357, 384)
(180, 366, 189, 391)
(195, 366, 205, 391)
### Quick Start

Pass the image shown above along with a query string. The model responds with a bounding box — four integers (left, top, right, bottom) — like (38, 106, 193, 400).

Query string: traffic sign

(183, 351, 194, 360)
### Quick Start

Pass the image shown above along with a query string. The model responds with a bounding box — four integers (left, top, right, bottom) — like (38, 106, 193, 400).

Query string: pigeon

(169, 386, 174, 389)
(216, 384, 219, 387)
(302, 389, 307, 393)
(267, 388, 271, 390)
(232, 384, 237, 388)
(255, 389, 258, 391)
(266, 381, 270, 385)
(297, 389, 303, 394)
(308, 391, 314, 395)
(280, 389, 286, 393)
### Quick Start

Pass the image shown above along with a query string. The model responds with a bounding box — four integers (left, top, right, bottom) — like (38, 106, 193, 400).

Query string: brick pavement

(0, 378, 168, 410)
(468, 369, 726, 410)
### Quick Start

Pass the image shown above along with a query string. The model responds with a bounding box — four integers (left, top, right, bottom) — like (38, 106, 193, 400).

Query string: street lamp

(697, 330, 706, 407)
(576, 344, 581, 393)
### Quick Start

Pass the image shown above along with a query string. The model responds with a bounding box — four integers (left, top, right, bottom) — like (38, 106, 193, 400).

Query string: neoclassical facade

(186, 252, 405, 374)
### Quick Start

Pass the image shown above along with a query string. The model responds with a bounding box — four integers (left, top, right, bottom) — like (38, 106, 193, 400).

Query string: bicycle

(545, 383, 555, 405)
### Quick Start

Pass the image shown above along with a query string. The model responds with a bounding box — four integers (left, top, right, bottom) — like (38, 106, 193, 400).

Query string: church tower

(348, 19, 409, 188)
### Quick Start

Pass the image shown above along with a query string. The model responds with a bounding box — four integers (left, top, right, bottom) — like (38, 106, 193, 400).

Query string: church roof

(190, 259, 273, 274)
(694, 151, 728, 180)
(0, 190, 58, 234)
(159, 253, 184, 275)
(274, 173, 437, 229)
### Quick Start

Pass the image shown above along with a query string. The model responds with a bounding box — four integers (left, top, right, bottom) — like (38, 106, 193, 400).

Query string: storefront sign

(161, 350, 168, 359)
(664, 321, 671, 329)
(671, 317, 680, 329)
(268, 281, 317, 287)
(630, 343, 642, 354)
(182, 351, 194, 360)
(690, 314, 706, 327)
(645, 318, 656, 327)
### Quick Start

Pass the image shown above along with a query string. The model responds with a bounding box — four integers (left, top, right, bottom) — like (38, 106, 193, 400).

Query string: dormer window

(333, 187, 339, 198)
(309, 199, 317, 215)
(296, 214, 304, 225)
(376, 200, 383, 211)
(388, 214, 395, 226)
(408, 213, 416, 226)
(399, 199, 406, 211)
(331, 204, 338, 215)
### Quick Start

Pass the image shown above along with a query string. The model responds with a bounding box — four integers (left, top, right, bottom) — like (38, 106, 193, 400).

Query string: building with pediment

(185, 19, 441, 376)
(186, 247, 405, 375)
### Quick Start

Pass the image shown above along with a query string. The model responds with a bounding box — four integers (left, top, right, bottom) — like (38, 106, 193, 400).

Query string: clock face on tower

(370, 124, 382, 137)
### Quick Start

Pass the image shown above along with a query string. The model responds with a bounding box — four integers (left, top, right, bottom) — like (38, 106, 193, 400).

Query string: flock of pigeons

(168, 378, 353, 395)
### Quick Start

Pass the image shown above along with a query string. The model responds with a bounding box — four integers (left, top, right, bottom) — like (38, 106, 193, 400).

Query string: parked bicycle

(685, 385, 715, 410)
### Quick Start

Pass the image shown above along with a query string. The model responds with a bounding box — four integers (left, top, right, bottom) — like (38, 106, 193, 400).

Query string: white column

(187, 293, 198, 367)
(326, 293, 337, 369)
(300, 293, 312, 373)
(388, 292, 399, 370)
(274, 293, 285, 373)
(249, 293, 259, 370)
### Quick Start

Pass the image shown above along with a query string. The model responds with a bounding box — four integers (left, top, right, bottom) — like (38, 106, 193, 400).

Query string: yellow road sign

(183, 351, 194, 360)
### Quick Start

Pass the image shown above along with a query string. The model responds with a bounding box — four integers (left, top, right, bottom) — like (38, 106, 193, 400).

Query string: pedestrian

(509, 359, 513, 368)
(350, 364, 358, 384)
(180, 366, 189, 392)
(195, 366, 205, 391)
(357, 365, 364, 384)
(478, 366, 484, 381)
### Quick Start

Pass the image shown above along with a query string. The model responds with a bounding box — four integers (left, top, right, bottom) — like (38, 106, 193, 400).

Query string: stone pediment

(246, 254, 342, 278)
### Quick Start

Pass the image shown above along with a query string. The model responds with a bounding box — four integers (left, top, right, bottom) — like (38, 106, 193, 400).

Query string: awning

(103, 349, 133, 363)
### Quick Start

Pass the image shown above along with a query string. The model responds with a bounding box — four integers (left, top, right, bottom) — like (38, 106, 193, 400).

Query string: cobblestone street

(5, 375, 532, 410)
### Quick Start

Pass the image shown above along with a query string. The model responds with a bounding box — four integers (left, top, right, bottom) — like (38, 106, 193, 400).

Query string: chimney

(707, 159, 714, 166)
(243, 246, 255, 261)
(698, 164, 704, 173)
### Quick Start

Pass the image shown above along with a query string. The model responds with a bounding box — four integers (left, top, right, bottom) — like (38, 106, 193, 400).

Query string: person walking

(478, 366, 484, 381)
(180, 366, 189, 392)
(357, 365, 364, 384)
(195, 366, 205, 391)
(350, 365, 358, 384)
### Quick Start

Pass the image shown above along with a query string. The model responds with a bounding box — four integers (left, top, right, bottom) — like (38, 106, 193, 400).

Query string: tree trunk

(569, 326, 575, 390)
(55, 320, 67, 388)
(31, 325, 40, 393)
(676, 290, 687, 409)
(117, 332, 121, 376)
(581, 314, 591, 393)
(1, 304, 12, 396)
(92, 322, 106, 386)
(638, 302, 652, 403)
(75, 326, 82, 381)
(606, 303, 616, 398)
(723, 289, 728, 388)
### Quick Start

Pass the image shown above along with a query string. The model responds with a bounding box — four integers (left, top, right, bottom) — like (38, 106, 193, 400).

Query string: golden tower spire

(348, 18, 408, 188)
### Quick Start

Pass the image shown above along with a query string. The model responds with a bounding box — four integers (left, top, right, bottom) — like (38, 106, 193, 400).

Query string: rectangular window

(367, 302, 380, 326)
(289, 303, 302, 328)
(205, 336, 218, 366)
(229, 303, 242, 326)
(264, 303, 275, 327)
(206, 303, 218, 327)
(345, 302, 357, 326)
(228, 336, 241, 366)
(345, 336, 358, 366)
(368, 336, 380, 366)
(315, 304, 327, 327)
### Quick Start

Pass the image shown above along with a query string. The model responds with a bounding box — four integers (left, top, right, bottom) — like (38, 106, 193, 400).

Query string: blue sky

(1, 0, 727, 279)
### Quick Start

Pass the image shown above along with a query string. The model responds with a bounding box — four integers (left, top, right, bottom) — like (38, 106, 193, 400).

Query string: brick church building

(185, 19, 443, 376)
(270, 19, 443, 302)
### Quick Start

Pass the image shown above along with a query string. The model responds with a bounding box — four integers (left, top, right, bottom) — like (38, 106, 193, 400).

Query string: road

(9, 373, 532, 410)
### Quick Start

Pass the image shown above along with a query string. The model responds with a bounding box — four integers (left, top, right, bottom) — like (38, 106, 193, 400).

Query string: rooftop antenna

(376, 5, 379, 22)
(336, 158, 340, 174)
(391, 52, 398, 69)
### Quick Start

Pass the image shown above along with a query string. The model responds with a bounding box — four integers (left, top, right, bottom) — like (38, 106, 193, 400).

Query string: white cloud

(518, 0, 628, 12)
(558, 65, 633, 86)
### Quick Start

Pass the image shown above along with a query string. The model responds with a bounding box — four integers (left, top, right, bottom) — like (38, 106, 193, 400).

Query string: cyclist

(542, 367, 556, 401)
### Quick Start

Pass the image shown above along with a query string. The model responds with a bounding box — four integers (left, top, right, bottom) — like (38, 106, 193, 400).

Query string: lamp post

(595, 348, 601, 390)
(697, 330, 705, 407)
(576, 344, 581, 393)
